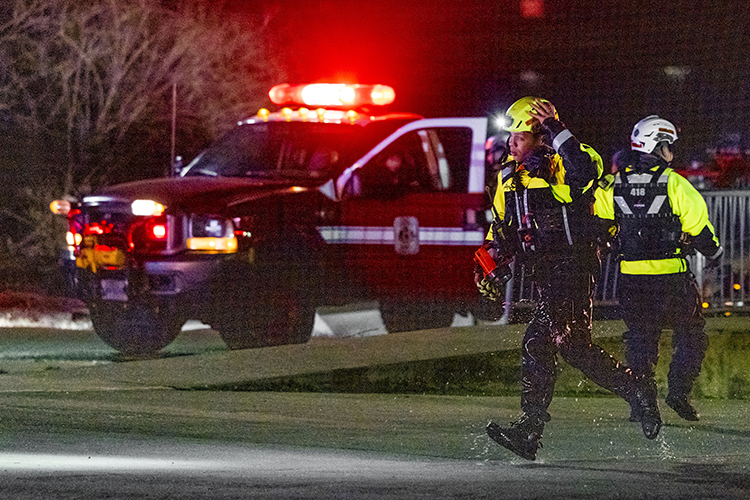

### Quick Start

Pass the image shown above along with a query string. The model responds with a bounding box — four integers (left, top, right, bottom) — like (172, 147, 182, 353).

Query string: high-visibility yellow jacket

(594, 159, 722, 275)
(487, 132, 603, 256)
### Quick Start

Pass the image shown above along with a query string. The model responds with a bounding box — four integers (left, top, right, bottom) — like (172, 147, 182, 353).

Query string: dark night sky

(256, 1, 502, 115)
(239, 0, 750, 163)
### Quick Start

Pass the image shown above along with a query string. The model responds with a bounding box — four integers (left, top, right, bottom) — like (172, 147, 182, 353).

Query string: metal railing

(696, 190, 750, 310)
(595, 190, 750, 311)
(503, 190, 750, 318)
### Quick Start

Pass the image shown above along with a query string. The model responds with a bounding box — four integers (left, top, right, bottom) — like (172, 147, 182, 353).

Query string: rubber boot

(666, 393, 699, 421)
(486, 412, 549, 461)
(631, 377, 661, 439)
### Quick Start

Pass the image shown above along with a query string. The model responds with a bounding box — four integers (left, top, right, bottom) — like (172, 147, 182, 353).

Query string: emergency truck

(50, 83, 495, 355)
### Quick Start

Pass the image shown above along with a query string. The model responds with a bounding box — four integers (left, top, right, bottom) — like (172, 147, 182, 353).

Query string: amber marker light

(187, 237, 237, 252)
(50, 200, 71, 215)
(369, 84, 396, 106)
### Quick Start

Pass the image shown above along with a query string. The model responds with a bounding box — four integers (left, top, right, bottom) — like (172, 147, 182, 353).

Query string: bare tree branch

(0, 0, 283, 286)
(1, 0, 281, 192)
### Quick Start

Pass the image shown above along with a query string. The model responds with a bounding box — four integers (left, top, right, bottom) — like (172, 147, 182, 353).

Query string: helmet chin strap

(633, 146, 671, 173)
(524, 146, 555, 181)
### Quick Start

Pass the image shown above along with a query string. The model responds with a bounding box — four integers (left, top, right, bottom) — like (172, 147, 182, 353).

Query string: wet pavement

(0, 315, 748, 498)
(0, 390, 748, 499)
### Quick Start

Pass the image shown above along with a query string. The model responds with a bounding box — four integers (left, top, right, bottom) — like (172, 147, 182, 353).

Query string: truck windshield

(182, 120, 411, 179)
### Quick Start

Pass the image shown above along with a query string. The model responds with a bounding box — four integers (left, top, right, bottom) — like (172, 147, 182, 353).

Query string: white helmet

(630, 115, 678, 153)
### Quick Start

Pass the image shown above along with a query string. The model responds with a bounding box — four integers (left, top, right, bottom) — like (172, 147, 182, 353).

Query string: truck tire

(213, 284, 315, 349)
(379, 299, 454, 333)
(209, 238, 320, 350)
(88, 299, 184, 356)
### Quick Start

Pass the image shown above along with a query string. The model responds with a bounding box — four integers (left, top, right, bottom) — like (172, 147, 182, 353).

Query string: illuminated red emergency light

(269, 83, 395, 108)
(147, 221, 167, 240)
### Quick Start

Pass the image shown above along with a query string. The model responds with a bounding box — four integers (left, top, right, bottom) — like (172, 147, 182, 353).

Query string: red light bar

(268, 83, 395, 108)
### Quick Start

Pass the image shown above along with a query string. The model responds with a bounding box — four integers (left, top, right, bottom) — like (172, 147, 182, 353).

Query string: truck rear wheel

(379, 299, 454, 333)
(88, 299, 184, 356)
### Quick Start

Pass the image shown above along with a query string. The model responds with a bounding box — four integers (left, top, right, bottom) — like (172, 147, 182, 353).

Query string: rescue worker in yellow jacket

(594, 115, 722, 433)
(477, 97, 653, 461)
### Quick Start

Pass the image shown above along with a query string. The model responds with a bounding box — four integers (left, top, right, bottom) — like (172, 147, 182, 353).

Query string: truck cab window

(346, 127, 471, 198)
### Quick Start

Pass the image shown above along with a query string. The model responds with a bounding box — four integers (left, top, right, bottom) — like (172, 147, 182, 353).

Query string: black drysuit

(595, 151, 722, 399)
(489, 120, 636, 418)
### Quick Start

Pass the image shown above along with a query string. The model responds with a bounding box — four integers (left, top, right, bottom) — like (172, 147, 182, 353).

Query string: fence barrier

(502, 190, 750, 321)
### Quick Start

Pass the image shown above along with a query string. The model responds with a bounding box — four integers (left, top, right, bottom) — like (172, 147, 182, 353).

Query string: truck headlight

(187, 216, 237, 253)
(132, 199, 166, 216)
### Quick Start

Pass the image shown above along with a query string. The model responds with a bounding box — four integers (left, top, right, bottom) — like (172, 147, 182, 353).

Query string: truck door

(321, 118, 488, 328)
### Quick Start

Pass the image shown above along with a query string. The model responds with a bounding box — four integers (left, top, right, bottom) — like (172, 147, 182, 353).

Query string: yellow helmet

(504, 96, 557, 133)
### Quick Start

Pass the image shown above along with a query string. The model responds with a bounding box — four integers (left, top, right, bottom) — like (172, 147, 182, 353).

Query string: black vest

(613, 165, 682, 260)
(503, 164, 594, 255)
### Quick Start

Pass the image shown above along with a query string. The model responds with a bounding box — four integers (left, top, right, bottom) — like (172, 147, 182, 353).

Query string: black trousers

(617, 271, 708, 398)
(520, 248, 635, 417)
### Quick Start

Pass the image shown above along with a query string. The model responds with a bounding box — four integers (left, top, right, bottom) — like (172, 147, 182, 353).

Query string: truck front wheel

(212, 284, 315, 350)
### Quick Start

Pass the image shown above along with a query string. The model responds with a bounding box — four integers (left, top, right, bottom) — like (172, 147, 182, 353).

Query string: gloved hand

(474, 243, 512, 302)
(523, 147, 554, 182)
(473, 267, 484, 287)
(705, 247, 724, 270)
(474, 244, 498, 286)
(477, 276, 503, 302)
